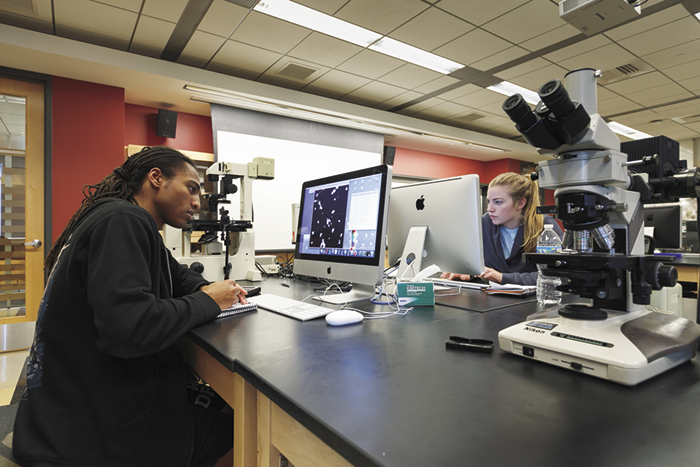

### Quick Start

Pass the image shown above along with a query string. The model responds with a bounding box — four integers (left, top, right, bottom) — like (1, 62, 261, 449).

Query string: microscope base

(498, 308, 700, 386)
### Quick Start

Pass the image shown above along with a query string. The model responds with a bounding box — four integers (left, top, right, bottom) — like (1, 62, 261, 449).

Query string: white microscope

(497, 68, 700, 386)
(162, 157, 274, 282)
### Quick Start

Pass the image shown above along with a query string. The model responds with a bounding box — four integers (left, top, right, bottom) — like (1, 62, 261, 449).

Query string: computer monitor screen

(388, 175, 484, 279)
(293, 165, 392, 303)
(644, 204, 682, 250)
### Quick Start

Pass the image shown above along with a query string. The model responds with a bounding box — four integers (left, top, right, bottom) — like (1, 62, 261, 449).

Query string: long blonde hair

(489, 172, 543, 253)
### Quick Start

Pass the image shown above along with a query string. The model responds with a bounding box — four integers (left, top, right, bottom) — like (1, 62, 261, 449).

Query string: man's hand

(200, 280, 248, 309)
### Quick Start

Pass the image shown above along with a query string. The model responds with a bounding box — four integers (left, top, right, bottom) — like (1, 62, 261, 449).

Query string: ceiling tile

(617, 16, 700, 58)
(55, 0, 137, 41)
(130, 15, 175, 57)
(303, 69, 371, 97)
(197, 0, 248, 38)
(336, 49, 404, 80)
(556, 43, 637, 72)
(209, 40, 282, 75)
(509, 64, 569, 92)
(653, 100, 700, 119)
(142, 0, 188, 23)
(494, 57, 551, 81)
(377, 64, 442, 90)
(413, 100, 471, 120)
(438, 0, 525, 27)
(296, 0, 358, 16)
(335, 0, 429, 35)
(396, 97, 446, 116)
(95, 0, 143, 13)
(438, 83, 482, 101)
(343, 80, 407, 104)
(642, 38, 700, 69)
(603, 4, 687, 41)
(230, 11, 311, 54)
(470, 46, 529, 72)
(605, 71, 673, 94)
(452, 88, 505, 108)
(678, 76, 700, 93)
(614, 110, 665, 126)
(433, 28, 512, 67)
(596, 95, 642, 115)
(388, 7, 474, 51)
(412, 75, 461, 94)
(543, 34, 611, 64)
(627, 87, 692, 107)
(374, 90, 424, 110)
(481, 0, 563, 44)
(287, 32, 362, 68)
(663, 59, 700, 82)
(519, 23, 580, 52)
(178, 30, 226, 68)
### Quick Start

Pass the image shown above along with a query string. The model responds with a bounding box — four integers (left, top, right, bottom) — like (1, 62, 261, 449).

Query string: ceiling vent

(598, 61, 652, 85)
(672, 114, 700, 125)
(276, 63, 318, 82)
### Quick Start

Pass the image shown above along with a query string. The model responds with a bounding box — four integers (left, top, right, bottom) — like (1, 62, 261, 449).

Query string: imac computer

(644, 203, 682, 250)
(388, 175, 485, 280)
(293, 165, 392, 304)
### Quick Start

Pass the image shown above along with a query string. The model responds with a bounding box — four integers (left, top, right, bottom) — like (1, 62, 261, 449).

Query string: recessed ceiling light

(254, 0, 380, 47)
(254, 0, 464, 74)
(608, 121, 652, 140)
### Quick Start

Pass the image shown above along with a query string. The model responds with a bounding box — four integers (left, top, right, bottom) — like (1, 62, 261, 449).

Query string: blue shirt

(481, 213, 564, 285)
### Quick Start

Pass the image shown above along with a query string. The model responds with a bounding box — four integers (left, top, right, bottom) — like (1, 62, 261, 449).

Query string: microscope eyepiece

(538, 79, 576, 119)
(502, 94, 537, 131)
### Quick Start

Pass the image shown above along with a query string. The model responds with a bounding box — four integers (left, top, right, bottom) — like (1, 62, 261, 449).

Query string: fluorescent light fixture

(608, 121, 652, 140)
(254, 0, 380, 47)
(369, 37, 463, 74)
(696, 12, 700, 21)
(254, 0, 464, 74)
(487, 81, 540, 105)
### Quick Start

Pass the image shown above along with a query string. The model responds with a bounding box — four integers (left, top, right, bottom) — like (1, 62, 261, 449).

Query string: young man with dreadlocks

(14, 147, 245, 466)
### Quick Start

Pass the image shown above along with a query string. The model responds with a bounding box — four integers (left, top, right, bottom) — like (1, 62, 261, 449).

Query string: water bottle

(536, 224, 563, 305)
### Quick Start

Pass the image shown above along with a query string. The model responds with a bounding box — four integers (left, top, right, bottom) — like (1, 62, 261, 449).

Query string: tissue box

(397, 282, 435, 306)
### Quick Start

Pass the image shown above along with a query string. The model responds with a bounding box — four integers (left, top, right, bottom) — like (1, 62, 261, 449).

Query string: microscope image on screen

(497, 68, 700, 386)
(310, 185, 349, 250)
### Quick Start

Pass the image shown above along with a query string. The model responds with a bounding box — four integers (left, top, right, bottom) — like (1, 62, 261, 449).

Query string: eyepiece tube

(538, 79, 576, 119)
(502, 94, 537, 130)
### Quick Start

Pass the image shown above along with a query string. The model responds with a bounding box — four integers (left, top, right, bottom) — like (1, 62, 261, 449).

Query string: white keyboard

(248, 293, 331, 321)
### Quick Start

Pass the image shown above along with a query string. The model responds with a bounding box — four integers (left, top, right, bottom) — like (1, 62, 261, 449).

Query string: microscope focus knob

(647, 263, 677, 290)
(190, 262, 205, 274)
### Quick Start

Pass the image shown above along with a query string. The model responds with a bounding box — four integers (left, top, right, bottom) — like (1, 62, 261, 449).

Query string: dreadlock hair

(45, 146, 196, 272)
(489, 172, 543, 254)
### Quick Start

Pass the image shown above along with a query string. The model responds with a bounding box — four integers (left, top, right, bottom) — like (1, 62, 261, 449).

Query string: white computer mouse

(325, 310, 364, 326)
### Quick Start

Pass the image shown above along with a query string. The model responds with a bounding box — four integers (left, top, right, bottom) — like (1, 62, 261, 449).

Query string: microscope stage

(498, 309, 699, 386)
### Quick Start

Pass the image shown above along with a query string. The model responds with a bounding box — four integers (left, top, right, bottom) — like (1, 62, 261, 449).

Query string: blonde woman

(443, 172, 563, 285)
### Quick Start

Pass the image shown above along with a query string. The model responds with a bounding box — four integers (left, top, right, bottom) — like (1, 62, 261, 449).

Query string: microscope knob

(190, 262, 205, 274)
(648, 263, 677, 289)
(657, 265, 677, 288)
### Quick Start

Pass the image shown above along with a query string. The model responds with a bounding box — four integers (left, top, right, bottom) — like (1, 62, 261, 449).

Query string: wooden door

(0, 77, 45, 340)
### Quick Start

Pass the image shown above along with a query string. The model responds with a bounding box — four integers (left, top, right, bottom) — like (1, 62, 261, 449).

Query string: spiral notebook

(216, 302, 258, 319)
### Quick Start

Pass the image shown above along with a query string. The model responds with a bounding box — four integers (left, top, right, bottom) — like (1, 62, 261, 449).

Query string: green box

(397, 282, 435, 306)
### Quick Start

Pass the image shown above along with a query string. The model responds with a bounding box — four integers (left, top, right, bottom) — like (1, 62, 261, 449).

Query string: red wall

(124, 104, 213, 153)
(52, 77, 125, 242)
(50, 78, 536, 242)
(392, 146, 522, 184)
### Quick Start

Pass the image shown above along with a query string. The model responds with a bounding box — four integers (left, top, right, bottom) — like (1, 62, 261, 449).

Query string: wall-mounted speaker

(157, 109, 178, 138)
(383, 146, 396, 165)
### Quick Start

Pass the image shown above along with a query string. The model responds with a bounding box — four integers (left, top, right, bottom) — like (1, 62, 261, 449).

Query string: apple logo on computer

(415, 195, 425, 210)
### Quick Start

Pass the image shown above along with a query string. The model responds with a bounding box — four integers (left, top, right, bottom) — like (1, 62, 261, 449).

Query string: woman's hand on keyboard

(201, 280, 249, 308)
